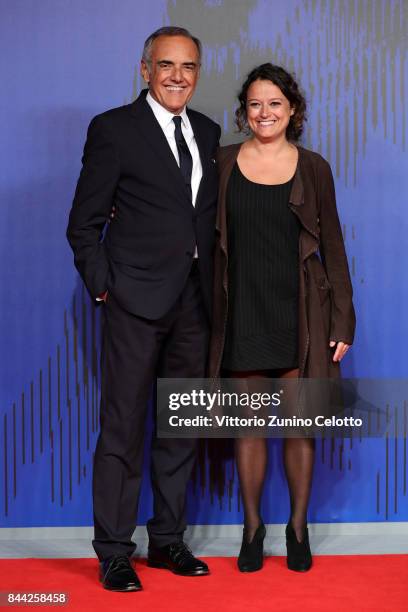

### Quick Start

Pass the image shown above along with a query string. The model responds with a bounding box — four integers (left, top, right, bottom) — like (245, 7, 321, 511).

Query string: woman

(208, 64, 356, 572)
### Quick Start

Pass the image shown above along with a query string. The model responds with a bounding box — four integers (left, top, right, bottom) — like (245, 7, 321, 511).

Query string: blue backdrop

(1, 0, 407, 528)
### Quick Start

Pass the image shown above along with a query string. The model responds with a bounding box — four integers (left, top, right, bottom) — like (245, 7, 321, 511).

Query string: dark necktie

(173, 116, 193, 201)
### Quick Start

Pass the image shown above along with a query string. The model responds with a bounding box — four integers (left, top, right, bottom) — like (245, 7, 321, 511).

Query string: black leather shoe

(285, 523, 312, 572)
(99, 555, 142, 591)
(237, 522, 266, 572)
(147, 542, 209, 576)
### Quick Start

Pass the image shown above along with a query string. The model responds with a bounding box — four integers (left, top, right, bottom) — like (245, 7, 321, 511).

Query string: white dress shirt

(146, 91, 202, 207)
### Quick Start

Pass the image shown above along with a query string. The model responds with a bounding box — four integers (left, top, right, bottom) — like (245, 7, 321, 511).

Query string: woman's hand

(329, 340, 351, 362)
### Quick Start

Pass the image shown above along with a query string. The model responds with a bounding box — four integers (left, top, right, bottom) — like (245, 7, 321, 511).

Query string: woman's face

(245, 78, 294, 141)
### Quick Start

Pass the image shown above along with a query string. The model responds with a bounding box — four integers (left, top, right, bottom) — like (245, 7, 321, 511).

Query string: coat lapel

(130, 91, 193, 208)
(289, 146, 319, 241)
(187, 110, 209, 210)
(216, 143, 321, 266)
(216, 144, 240, 255)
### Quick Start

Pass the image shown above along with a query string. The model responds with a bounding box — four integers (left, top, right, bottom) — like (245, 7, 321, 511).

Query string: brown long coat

(208, 143, 356, 380)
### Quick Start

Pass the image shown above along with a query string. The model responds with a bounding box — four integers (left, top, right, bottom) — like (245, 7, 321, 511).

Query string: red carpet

(0, 556, 407, 611)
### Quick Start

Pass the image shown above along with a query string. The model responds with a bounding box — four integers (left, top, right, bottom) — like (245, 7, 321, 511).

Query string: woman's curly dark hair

(235, 63, 307, 141)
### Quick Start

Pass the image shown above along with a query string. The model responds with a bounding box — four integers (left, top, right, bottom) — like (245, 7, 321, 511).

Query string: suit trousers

(92, 261, 208, 561)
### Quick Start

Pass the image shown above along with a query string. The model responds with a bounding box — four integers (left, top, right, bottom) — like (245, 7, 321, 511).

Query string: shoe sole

(102, 583, 142, 592)
(287, 562, 312, 572)
(238, 565, 263, 572)
(147, 560, 209, 576)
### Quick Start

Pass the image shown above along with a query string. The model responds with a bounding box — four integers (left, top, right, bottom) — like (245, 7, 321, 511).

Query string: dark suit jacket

(67, 89, 221, 319)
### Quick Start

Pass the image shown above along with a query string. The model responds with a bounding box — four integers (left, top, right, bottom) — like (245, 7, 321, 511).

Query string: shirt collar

(146, 91, 192, 135)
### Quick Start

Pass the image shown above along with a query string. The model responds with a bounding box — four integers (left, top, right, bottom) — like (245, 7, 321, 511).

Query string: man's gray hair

(142, 26, 202, 67)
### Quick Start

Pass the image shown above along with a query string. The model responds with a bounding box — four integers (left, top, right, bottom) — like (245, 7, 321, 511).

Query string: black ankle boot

(285, 523, 312, 572)
(237, 523, 266, 572)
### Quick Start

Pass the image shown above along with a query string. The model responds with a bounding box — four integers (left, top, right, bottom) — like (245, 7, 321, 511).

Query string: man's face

(141, 35, 200, 115)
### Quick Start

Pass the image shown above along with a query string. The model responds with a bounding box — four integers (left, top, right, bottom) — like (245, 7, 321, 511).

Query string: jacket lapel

(289, 146, 319, 241)
(216, 144, 240, 255)
(216, 143, 320, 256)
(187, 110, 209, 210)
(130, 91, 193, 208)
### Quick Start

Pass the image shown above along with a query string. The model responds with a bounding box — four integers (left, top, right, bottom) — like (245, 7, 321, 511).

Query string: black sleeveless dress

(222, 162, 300, 371)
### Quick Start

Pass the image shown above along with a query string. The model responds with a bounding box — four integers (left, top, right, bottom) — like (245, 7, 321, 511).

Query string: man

(67, 26, 220, 592)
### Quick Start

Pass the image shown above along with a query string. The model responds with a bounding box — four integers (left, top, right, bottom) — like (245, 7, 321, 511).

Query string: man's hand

(329, 340, 350, 362)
